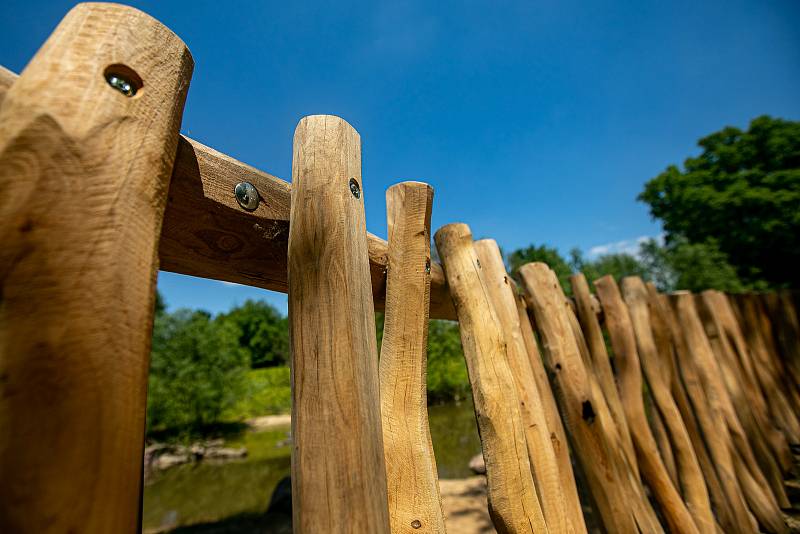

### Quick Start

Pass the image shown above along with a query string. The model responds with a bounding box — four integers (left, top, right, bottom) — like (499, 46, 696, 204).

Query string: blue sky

(3, 0, 798, 314)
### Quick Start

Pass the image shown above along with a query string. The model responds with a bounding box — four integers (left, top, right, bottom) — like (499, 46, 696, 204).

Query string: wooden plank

(288, 115, 390, 533)
(519, 263, 662, 534)
(595, 276, 700, 534)
(434, 224, 547, 534)
(0, 66, 458, 320)
(514, 286, 587, 534)
(475, 239, 577, 534)
(621, 277, 717, 534)
(0, 4, 193, 532)
(379, 182, 446, 534)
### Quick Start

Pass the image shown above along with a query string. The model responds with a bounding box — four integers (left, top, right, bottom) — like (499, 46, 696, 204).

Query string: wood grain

(0, 4, 193, 532)
(519, 263, 662, 534)
(288, 115, 390, 533)
(0, 65, 457, 320)
(379, 182, 446, 534)
(434, 224, 547, 534)
(596, 276, 700, 534)
(514, 289, 587, 534)
(621, 277, 716, 534)
(475, 239, 574, 534)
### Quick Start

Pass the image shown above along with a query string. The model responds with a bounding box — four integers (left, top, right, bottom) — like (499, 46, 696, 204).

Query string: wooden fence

(1, 4, 798, 533)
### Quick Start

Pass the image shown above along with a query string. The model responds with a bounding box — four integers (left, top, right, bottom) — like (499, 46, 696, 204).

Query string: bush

(225, 367, 292, 419)
(147, 309, 249, 433)
(426, 320, 471, 403)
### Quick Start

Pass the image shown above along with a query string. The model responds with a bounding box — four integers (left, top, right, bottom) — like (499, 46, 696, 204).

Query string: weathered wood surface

(288, 115, 390, 533)
(514, 288, 586, 534)
(379, 182, 446, 534)
(519, 263, 663, 534)
(434, 224, 547, 534)
(475, 240, 576, 534)
(595, 276, 700, 534)
(569, 273, 637, 480)
(0, 4, 193, 533)
(621, 277, 716, 534)
(0, 66, 458, 320)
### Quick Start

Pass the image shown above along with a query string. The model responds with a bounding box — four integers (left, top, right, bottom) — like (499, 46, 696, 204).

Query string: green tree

(507, 244, 573, 294)
(639, 115, 800, 287)
(426, 320, 470, 403)
(220, 300, 289, 368)
(639, 237, 747, 293)
(570, 250, 648, 286)
(147, 309, 248, 433)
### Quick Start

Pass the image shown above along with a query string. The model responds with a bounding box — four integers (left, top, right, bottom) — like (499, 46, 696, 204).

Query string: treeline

(147, 115, 799, 436)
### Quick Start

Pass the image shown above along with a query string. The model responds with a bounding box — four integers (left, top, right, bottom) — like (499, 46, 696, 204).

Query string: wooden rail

(2, 4, 799, 534)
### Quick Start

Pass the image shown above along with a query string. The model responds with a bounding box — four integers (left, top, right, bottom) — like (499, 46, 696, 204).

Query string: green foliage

(225, 367, 292, 420)
(507, 244, 574, 294)
(570, 250, 649, 287)
(639, 237, 749, 293)
(639, 115, 800, 288)
(147, 309, 248, 433)
(426, 320, 470, 403)
(219, 300, 289, 368)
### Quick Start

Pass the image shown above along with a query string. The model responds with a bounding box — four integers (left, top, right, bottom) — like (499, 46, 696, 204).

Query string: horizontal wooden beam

(0, 66, 456, 320)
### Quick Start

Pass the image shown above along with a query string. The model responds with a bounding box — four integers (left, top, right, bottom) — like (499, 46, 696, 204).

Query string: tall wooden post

(0, 4, 192, 533)
(379, 181, 446, 533)
(434, 223, 547, 534)
(288, 115, 390, 533)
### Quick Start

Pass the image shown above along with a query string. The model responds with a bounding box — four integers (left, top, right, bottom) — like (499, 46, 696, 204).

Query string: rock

(155, 453, 190, 470)
(468, 453, 486, 474)
(203, 447, 247, 460)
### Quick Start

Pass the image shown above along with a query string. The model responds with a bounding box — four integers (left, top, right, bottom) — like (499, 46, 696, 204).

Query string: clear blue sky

(3, 0, 798, 315)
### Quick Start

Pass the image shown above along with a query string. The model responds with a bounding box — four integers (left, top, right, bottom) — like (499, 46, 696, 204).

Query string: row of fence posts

(1, 3, 799, 534)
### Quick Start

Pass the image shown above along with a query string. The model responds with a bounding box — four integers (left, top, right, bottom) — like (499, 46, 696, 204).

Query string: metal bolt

(411, 519, 422, 529)
(476, 259, 481, 268)
(425, 260, 431, 274)
(106, 73, 136, 97)
(349, 178, 361, 199)
(234, 181, 259, 211)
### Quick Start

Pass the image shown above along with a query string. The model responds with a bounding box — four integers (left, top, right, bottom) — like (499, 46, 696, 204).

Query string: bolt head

(349, 178, 361, 199)
(411, 519, 422, 529)
(234, 182, 259, 211)
(106, 73, 136, 97)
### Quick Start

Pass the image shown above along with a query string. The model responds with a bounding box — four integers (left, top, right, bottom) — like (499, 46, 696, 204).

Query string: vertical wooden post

(475, 239, 577, 534)
(0, 4, 192, 533)
(595, 276, 700, 534)
(378, 181, 446, 534)
(288, 115, 390, 533)
(434, 224, 547, 534)
(514, 290, 587, 534)
(619, 277, 717, 534)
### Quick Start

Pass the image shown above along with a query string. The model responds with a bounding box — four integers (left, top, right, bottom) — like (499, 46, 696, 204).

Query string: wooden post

(595, 276, 700, 534)
(0, 4, 192, 533)
(514, 289, 587, 534)
(378, 182, 446, 534)
(519, 263, 661, 534)
(288, 115, 390, 533)
(570, 273, 637, 480)
(475, 239, 577, 534)
(434, 224, 547, 534)
(620, 277, 717, 534)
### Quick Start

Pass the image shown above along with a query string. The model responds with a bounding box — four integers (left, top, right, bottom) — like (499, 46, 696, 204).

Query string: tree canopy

(639, 115, 800, 288)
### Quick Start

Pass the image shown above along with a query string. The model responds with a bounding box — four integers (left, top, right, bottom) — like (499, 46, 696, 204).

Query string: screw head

(411, 519, 422, 529)
(425, 260, 431, 274)
(349, 178, 361, 199)
(106, 73, 136, 97)
(234, 182, 259, 211)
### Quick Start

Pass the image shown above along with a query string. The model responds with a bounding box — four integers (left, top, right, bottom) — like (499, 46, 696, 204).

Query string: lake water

(142, 400, 481, 532)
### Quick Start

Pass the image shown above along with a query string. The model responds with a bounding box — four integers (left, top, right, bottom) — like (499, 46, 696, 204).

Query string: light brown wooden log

(379, 182, 446, 534)
(514, 289, 587, 534)
(621, 278, 717, 534)
(0, 66, 457, 320)
(595, 276, 700, 534)
(475, 239, 575, 534)
(648, 397, 679, 489)
(763, 292, 800, 399)
(519, 263, 663, 534)
(753, 295, 800, 417)
(0, 4, 192, 532)
(670, 293, 784, 533)
(569, 273, 637, 480)
(434, 224, 547, 534)
(696, 292, 789, 508)
(650, 287, 741, 533)
(288, 115, 390, 533)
